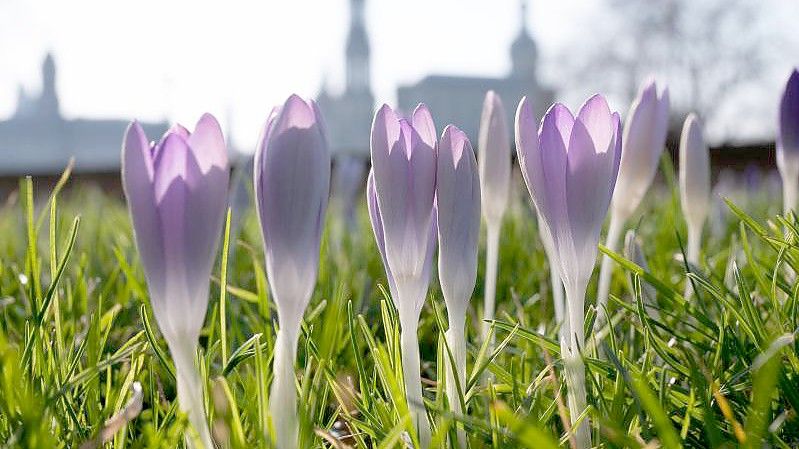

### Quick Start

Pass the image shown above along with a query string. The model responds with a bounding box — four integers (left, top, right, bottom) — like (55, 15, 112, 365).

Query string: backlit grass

(0, 157, 797, 448)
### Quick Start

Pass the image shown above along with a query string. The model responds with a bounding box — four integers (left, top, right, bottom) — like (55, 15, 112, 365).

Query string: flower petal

(679, 113, 710, 229)
(478, 91, 511, 223)
(366, 170, 397, 298)
(187, 113, 228, 174)
(412, 103, 437, 150)
(256, 95, 330, 322)
(436, 125, 481, 306)
(779, 69, 799, 156)
(122, 121, 165, 299)
(576, 94, 614, 155)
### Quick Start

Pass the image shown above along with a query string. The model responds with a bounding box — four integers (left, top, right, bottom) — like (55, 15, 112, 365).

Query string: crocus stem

(551, 262, 565, 330)
(444, 312, 467, 449)
(781, 175, 798, 285)
(400, 320, 431, 448)
(172, 342, 213, 449)
(563, 283, 590, 449)
(481, 223, 500, 342)
(684, 225, 702, 298)
(270, 328, 299, 449)
(783, 174, 798, 216)
(596, 213, 624, 331)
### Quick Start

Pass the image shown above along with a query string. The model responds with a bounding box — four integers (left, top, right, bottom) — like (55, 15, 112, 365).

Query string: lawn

(0, 158, 797, 448)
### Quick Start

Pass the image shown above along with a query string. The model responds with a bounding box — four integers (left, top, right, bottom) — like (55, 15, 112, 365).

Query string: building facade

(318, 0, 553, 155)
(397, 1, 553, 142)
(0, 54, 167, 176)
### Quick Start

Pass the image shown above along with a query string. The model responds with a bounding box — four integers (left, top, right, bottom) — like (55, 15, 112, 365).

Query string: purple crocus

(778, 69, 799, 214)
(597, 78, 669, 324)
(122, 113, 229, 449)
(516, 94, 621, 449)
(367, 170, 397, 299)
(436, 125, 480, 447)
(477, 91, 511, 341)
(369, 103, 436, 447)
(679, 113, 710, 270)
(254, 95, 330, 449)
(367, 169, 438, 305)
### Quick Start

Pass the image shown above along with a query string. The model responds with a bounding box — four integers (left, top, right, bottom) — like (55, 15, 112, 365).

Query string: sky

(0, 0, 796, 151)
(0, 0, 594, 152)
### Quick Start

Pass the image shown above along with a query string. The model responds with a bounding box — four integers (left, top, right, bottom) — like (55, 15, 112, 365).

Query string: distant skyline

(1, 0, 797, 151)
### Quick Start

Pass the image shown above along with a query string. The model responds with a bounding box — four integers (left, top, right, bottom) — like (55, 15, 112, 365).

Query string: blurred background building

(0, 0, 797, 180)
(317, 0, 552, 156)
(0, 54, 167, 176)
(316, 0, 374, 157)
(398, 1, 553, 141)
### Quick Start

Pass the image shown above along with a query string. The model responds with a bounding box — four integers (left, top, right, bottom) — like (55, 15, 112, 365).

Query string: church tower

(510, 0, 538, 80)
(345, 0, 371, 94)
(37, 53, 61, 118)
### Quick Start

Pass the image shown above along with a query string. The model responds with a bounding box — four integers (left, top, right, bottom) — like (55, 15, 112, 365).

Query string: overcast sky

(0, 0, 797, 150)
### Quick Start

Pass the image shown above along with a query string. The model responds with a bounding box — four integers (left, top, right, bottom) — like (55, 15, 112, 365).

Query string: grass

(0, 156, 797, 448)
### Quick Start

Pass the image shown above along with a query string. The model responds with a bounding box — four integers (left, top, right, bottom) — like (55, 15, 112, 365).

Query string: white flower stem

(684, 224, 702, 298)
(444, 311, 467, 448)
(551, 261, 565, 329)
(783, 174, 798, 216)
(596, 213, 624, 330)
(780, 174, 798, 285)
(481, 223, 500, 342)
(399, 319, 430, 448)
(172, 342, 213, 449)
(270, 327, 299, 449)
(563, 282, 590, 449)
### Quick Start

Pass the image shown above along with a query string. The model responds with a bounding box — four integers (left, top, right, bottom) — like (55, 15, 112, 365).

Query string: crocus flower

(516, 95, 621, 449)
(367, 169, 438, 310)
(254, 95, 330, 449)
(477, 91, 510, 341)
(597, 79, 669, 320)
(369, 103, 436, 447)
(122, 113, 229, 449)
(436, 125, 480, 447)
(778, 69, 799, 214)
(679, 113, 710, 272)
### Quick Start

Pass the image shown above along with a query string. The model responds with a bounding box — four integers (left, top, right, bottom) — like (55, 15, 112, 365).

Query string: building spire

(38, 52, 60, 117)
(520, 0, 528, 33)
(510, 0, 537, 79)
(345, 0, 371, 94)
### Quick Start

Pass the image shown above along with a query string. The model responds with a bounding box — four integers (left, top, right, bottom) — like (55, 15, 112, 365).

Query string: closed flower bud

(477, 91, 511, 341)
(436, 126, 480, 445)
(478, 91, 511, 225)
(612, 78, 670, 218)
(122, 113, 229, 449)
(678, 113, 710, 267)
(369, 103, 437, 446)
(597, 78, 669, 323)
(254, 95, 330, 449)
(516, 94, 621, 449)
(778, 69, 799, 213)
